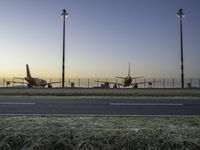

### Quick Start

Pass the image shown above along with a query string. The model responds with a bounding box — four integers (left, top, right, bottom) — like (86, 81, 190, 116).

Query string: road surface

(0, 96, 200, 115)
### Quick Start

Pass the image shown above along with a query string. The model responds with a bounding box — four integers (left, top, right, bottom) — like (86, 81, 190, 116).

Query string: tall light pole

(176, 9, 185, 88)
(61, 9, 69, 88)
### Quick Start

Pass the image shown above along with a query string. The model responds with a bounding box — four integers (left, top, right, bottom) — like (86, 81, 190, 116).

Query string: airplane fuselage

(25, 77, 47, 87)
(123, 76, 132, 87)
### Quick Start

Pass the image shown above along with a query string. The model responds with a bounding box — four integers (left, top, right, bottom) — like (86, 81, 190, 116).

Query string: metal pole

(68, 79, 71, 87)
(78, 79, 80, 87)
(62, 10, 65, 88)
(61, 9, 69, 88)
(180, 15, 184, 88)
(88, 79, 90, 88)
(153, 78, 155, 88)
(163, 78, 165, 88)
(3, 78, 5, 88)
(199, 79, 200, 88)
(177, 9, 185, 88)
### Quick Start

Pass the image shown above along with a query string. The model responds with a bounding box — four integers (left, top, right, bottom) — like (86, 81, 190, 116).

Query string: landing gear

(113, 84, 118, 88)
(132, 84, 138, 88)
(48, 83, 53, 88)
(28, 84, 33, 88)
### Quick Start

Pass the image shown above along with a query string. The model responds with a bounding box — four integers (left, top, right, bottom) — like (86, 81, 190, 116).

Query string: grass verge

(0, 116, 200, 149)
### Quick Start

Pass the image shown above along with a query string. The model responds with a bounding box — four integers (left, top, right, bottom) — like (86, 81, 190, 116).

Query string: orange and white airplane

(14, 64, 58, 88)
(95, 62, 144, 88)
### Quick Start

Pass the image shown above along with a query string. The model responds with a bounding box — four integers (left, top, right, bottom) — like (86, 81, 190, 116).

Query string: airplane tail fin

(26, 64, 31, 77)
(128, 62, 130, 76)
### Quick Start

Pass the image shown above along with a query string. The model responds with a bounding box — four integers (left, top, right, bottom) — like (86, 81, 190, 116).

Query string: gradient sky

(0, 0, 200, 79)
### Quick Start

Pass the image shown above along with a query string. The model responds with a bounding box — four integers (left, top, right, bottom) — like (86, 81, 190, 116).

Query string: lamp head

(62, 9, 69, 17)
(176, 8, 185, 18)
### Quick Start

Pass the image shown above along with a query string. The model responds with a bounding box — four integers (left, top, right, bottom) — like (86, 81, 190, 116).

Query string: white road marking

(0, 102, 36, 105)
(110, 103, 183, 106)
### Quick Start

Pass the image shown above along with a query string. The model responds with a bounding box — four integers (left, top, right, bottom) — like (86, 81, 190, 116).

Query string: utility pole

(61, 9, 69, 88)
(176, 9, 185, 88)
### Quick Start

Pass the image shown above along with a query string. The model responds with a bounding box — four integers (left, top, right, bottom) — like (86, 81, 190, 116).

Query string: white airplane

(13, 64, 58, 88)
(95, 62, 144, 88)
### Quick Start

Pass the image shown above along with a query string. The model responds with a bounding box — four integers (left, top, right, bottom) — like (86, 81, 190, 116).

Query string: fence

(0, 77, 200, 88)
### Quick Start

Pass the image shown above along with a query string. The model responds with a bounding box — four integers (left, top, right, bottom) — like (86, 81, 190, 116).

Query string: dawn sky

(0, 0, 200, 79)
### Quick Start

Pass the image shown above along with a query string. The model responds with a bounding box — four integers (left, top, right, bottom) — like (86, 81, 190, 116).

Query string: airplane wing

(48, 81, 61, 84)
(131, 81, 147, 85)
(13, 81, 28, 85)
(131, 77, 144, 79)
(117, 77, 144, 80)
(13, 77, 25, 80)
(3, 80, 13, 84)
(94, 80, 123, 86)
(116, 77, 126, 79)
(12, 77, 27, 84)
(131, 80, 160, 87)
(4, 80, 28, 87)
(47, 81, 62, 88)
(131, 81, 150, 88)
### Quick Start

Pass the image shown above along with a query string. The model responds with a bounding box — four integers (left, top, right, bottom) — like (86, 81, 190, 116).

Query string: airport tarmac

(0, 96, 200, 115)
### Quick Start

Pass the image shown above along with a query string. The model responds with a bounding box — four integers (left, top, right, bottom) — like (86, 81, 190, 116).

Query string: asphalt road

(0, 97, 200, 115)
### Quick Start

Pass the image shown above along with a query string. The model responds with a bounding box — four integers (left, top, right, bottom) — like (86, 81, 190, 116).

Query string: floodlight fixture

(176, 9, 185, 18)
(62, 9, 69, 18)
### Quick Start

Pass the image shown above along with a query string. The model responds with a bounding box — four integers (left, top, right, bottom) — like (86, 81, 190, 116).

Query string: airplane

(13, 64, 58, 88)
(95, 62, 144, 88)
